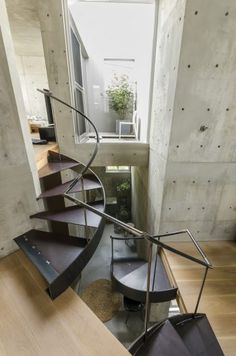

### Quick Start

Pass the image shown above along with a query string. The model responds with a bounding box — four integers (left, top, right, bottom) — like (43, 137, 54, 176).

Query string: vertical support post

(111, 236, 114, 274)
(194, 266, 209, 314)
(144, 240, 153, 338)
(152, 245, 159, 291)
(81, 176, 89, 242)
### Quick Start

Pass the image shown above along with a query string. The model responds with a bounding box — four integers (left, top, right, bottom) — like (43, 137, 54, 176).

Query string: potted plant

(116, 180, 131, 197)
(106, 75, 133, 134)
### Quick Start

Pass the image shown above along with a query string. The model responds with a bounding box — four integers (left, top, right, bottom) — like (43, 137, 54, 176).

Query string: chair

(119, 110, 138, 139)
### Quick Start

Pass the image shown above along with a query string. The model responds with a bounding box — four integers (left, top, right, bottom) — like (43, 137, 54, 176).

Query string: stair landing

(162, 240, 236, 356)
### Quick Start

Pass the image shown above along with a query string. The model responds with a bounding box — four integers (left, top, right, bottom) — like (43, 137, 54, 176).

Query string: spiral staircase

(14, 90, 223, 355)
(14, 150, 106, 299)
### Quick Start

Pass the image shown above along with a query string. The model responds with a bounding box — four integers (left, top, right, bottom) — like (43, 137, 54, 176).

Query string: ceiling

(5, 0, 44, 56)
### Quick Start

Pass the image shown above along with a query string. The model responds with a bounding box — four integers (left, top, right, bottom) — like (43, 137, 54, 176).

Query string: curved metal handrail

(37, 88, 99, 194)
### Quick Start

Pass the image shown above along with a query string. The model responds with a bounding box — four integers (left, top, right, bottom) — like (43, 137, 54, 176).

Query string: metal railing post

(194, 266, 209, 315)
(81, 176, 89, 242)
(152, 244, 159, 291)
(111, 236, 114, 274)
(144, 240, 153, 338)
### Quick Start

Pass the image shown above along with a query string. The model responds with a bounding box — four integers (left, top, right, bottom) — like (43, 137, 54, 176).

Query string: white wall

(69, 2, 154, 141)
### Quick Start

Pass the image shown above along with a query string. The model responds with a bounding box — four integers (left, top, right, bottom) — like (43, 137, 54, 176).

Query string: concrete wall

(134, 0, 236, 241)
(159, 0, 236, 240)
(69, 2, 154, 141)
(37, 0, 76, 154)
(146, 0, 186, 234)
(6, 0, 48, 120)
(0, 0, 44, 258)
(131, 166, 148, 231)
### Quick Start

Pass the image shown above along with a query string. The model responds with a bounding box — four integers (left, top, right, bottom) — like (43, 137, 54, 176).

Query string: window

(71, 30, 83, 87)
(103, 58, 136, 114)
(75, 88, 86, 135)
(106, 166, 131, 173)
(70, 25, 87, 140)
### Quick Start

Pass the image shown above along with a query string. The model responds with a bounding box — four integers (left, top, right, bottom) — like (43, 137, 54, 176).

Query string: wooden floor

(32, 133, 58, 170)
(163, 240, 236, 356)
(0, 250, 130, 356)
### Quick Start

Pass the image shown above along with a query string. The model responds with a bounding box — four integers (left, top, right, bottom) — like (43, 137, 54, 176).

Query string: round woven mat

(80, 279, 122, 322)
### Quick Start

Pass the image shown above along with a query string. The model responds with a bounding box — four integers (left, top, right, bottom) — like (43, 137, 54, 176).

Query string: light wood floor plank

(0, 251, 130, 356)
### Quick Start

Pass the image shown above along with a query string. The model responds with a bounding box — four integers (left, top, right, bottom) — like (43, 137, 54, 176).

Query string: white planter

(116, 119, 131, 135)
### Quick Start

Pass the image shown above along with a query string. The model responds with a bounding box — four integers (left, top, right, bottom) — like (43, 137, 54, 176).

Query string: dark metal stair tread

(113, 254, 176, 295)
(38, 151, 79, 178)
(112, 257, 147, 279)
(172, 314, 224, 356)
(14, 229, 86, 283)
(30, 201, 104, 227)
(38, 174, 102, 199)
(134, 320, 191, 356)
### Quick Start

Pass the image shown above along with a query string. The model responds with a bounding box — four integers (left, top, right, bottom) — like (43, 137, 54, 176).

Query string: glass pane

(119, 166, 130, 171)
(71, 30, 83, 87)
(106, 166, 130, 173)
(75, 89, 86, 135)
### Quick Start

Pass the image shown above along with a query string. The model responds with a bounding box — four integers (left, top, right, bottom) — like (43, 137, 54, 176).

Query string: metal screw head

(46, 260, 50, 265)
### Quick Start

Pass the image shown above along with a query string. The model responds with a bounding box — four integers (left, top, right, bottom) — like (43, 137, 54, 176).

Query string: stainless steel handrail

(152, 229, 211, 268)
(38, 88, 101, 241)
(37, 88, 99, 194)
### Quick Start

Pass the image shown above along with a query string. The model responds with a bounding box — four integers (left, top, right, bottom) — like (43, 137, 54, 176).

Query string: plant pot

(116, 120, 131, 135)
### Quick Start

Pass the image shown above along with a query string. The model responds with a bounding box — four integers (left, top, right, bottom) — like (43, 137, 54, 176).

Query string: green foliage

(106, 75, 133, 119)
(117, 181, 131, 193)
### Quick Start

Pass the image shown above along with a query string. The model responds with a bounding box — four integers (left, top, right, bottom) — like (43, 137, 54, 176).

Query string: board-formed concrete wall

(0, 0, 44, 258)
(144, 0, 186, 235)
(159, 0, 236, 240)
(133, 0, 236, 241)
(6, 0, 49, 120)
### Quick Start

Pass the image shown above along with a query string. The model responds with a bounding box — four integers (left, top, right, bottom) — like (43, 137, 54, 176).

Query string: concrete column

(145, 0, 236, 241)
(0, 0, 41, 257)
(37, 0, 76, 156)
